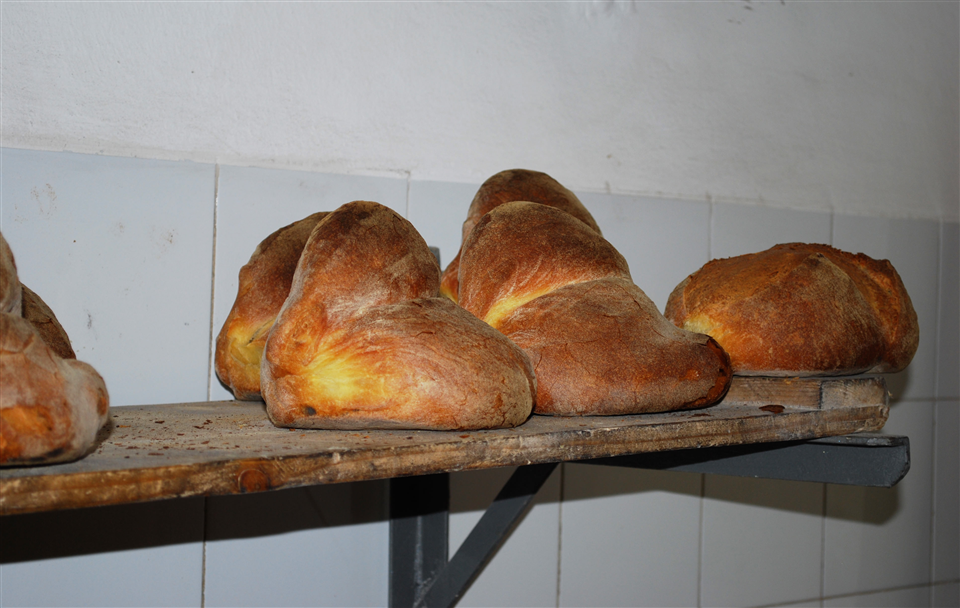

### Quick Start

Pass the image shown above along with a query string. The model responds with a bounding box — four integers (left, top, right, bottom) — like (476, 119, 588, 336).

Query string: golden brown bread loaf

(215, 212, 328, 400)
(0, 232, 109, 466)
(260, 201, 535, 430)
(457, 201, 732, 416)
(664, 243, 919, 375)
(440, 169, 601, 301)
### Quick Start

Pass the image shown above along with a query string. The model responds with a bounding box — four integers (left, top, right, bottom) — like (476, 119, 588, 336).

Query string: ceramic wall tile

(448, 466, 561, 607)
(710, 202, 832, 260)
(407, 179, 480, 271)
(832, 215, 941, 402)
(937, 221, 960, 400)
(0, 148, 215, 406)
(933, 400, 960, 583)
(577, 192, 711, 311)
(203, 481, 389, 607)
(823, 401, 935, 596)
(822, 585, 931, 608)
(0, 498, 204, 607)
(700, 476, 824, 608)
(932, 582, 960, 608)
(210, 165, 407, 400)
(559, 465, 702, 608)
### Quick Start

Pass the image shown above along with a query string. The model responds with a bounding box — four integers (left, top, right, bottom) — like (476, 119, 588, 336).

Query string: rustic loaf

(0, 232, 109, 466)
(440, 169, 601, 301)
(22, 284, 76, 360)
(0, 232, 21, 315)
(215, 212, 328, 400)
(457, 201, 732, 416)
(664, 242, 919, 375)
(260, 201, 535, 430)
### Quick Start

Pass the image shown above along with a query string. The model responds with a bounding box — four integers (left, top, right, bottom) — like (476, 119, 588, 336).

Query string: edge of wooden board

(0, 376, 889, 516)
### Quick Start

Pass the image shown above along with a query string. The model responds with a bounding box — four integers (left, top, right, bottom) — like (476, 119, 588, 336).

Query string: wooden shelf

(0, 375, 889, 516)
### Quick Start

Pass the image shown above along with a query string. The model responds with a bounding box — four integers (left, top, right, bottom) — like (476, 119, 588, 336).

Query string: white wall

(1, 3, 958, 608)
(2, 2, 957, 221)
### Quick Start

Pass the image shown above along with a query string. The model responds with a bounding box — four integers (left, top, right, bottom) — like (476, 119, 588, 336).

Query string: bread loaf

(22, 284, 76, 360)
(664, 242, 919, 375)
(0, 232, 21, 315)
(440, 169, 601, 301)
(215, 212, 328, 400)
(457, 201, 732, 416)
(0, 232, 109, 466)
(261, 201, 535, 430)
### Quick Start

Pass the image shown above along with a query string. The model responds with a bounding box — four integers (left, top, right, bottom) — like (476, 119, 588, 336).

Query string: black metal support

(581, 433, 910, 488)
(388, 463, 558, 608)
(419, 463, 558, 608)
(388, 434, 909, 608)
(389, 473, 450, 608)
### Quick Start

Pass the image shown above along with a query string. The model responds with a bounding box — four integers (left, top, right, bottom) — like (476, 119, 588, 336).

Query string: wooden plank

(0, 376, 889, 516)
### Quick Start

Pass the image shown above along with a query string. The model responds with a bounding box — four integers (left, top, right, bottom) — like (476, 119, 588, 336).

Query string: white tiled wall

(1, 148, 957, 607)
(559, 467, 702, 608)
(448, 467, 562, 608)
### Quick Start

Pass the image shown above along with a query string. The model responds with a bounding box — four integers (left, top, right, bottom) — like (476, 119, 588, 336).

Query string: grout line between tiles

(929, 400, 941, 587)
(820, 482, 828, 602)
(201, 163, 219, 608)
(934, 220, 945, 401)
(707, 203, 714, 260)
(403, 170, 412, 219)
(697, 473, 706, 608)
(929, 221, 943, 587)
(555, 463, 565, 608)
(205, 164, 220, 402)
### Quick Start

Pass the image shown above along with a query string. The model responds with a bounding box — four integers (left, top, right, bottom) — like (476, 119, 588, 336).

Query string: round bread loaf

(0, 232, 21, 315)
(458, 201, 732, 416)
(260, 201, 535, 430)
(0, 232, 109, 466)
(664, 243, 919, 375)
(215, 212, 328, 400)
(440, 169, 601, 302)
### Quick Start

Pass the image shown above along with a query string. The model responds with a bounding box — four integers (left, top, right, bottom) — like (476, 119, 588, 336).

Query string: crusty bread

(260, 201, 535, 430)
(21, 284, 76, 360)
(457, 201, 732, 416)
(440, 169, 601, 302)
(215, 212, 328, 400)
(0, 232, 21, 315)
(0, 232, 109, 466)
(0, 314, 109, 465)
(664, 243, 919, 375)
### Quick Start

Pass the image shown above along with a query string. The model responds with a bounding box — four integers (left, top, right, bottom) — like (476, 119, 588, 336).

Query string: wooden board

(0, 376, 889, 516)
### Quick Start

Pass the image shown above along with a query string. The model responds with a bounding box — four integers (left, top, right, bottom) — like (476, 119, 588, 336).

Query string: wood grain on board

(0, 376, 889, 516)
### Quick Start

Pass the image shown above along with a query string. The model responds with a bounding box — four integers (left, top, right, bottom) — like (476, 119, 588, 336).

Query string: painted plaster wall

(2, 2, 957, 221)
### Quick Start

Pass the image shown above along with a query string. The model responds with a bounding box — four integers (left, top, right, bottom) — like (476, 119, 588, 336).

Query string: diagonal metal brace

(389, 463, 558, 608)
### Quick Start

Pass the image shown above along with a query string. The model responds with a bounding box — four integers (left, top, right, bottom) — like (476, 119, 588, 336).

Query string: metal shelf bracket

(388, 433, 909, 608)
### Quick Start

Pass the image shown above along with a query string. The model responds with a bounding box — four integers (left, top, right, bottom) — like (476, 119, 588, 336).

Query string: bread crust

(215, 212, 328, 400)
(0, 232, 109, 466)
(1, 233, 21, 315)
(664, 243, 919, 375)
(440, 169, 601, 301)
(261, 201, 535, 430)
(458, 201, 732, 415)
(0, 313, 109, 466)
(21, 284, 76, 360)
